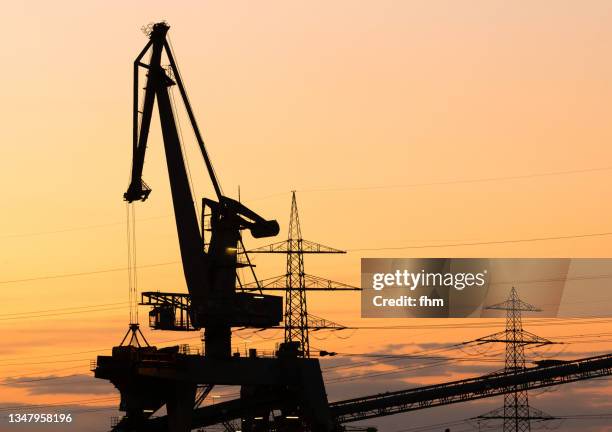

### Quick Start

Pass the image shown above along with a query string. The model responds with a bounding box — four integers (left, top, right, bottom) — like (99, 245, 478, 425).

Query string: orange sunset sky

(2, 1, 612, 431)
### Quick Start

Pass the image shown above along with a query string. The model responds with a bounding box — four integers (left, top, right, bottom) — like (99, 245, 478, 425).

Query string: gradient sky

(2, 1, 612, 431)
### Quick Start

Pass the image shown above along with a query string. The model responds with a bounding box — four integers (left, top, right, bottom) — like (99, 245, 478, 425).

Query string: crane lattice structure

(245, 191, 359, 357)
(473, 287, 556, 432)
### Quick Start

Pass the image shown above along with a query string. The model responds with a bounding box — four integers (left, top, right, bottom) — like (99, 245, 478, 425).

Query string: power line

(325, 358, 461, 384)
(322, 352, 612, 388)
(322, 353, 506, 375)
(3, 295, 610, 324)
(322, 344, 514, 385)
(1, 302, 129, 317)
(295, 165, 612, 194)
(0, 261, 179, 285)
(3, 371, 94, 384)
(321, 344, 512, 382)
(0, 396, 119, 412)
(6, 226, 612, 286)
(0, 358, 91, 368)
(324, 345, 612, 386)
(349, 230, 612, 251)
(229, 316, 612, 335)
(0, 335, 284, 381)
(0, 334, 202, 365)
(1, 364, 90, 380)
(0, 215, 169, 239)
(391, 418, 467, 432)
(0, 326, 609, 378)
(2, 323, 607, 372)
(8, 290, 612, 324)
(318, 329, 612, 384)
(2, 165, 611, 239)
(318, 330, 612, 375)
(393, 412, 612, 432)
(0, 306, 127, 322)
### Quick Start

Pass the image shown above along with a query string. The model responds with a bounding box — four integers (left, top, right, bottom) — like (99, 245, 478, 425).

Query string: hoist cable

(126, 203, 138, 324)
(131, 204, 138, 323)
(167, 36, 224, 198)
(169, 82, 200, 226)
(126, 202, 133, 324)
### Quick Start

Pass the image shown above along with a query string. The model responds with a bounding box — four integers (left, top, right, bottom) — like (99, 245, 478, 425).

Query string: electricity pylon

(473, 287, 556, 432)
(244, 191, 359, 357)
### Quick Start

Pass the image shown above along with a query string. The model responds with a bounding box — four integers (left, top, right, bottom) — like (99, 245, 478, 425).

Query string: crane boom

(123, 22, 282, 358)
(125, 23, 204, 300)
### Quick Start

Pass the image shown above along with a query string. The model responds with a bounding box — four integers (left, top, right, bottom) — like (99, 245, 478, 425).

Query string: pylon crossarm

(476, 339, 553, 346)
(474, 406, 555, 421)
(240, 274, 360, 291)
(520, 330, 554, 345)
(473, 331, 554, 346)
(485, 287, 542, 312)
(299, 239, 346, 253)
(243, 240, 289, 253)
(486, 301, 542, 312)
(307, 314, 346, 331)
(241, 274, 287, 290)
(473, 330, 507, 344)
(246, 239, 346, 254)
(303, 274, 360, 290)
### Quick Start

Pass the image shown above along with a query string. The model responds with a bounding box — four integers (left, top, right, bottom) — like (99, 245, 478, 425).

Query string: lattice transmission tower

(473, 287, 557, 432)
(245, 191, 359, 357)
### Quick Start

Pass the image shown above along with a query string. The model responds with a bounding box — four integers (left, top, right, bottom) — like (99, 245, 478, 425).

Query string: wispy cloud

(2, 374, 116, 396)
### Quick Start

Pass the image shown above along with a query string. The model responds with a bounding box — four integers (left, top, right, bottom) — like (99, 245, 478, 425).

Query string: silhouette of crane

(95, 23, 334, 432)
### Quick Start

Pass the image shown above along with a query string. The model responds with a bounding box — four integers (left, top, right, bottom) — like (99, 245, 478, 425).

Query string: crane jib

(123, 22, 282, 358)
